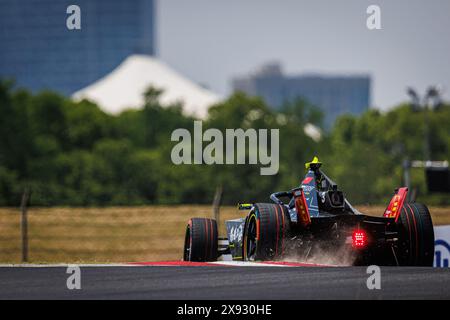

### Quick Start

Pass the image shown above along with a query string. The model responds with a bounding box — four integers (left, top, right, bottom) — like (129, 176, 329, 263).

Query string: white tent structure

(72, 55, 221, 118)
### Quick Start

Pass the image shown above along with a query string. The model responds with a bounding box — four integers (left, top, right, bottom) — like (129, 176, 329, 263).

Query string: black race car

(183, 157, 435, 266)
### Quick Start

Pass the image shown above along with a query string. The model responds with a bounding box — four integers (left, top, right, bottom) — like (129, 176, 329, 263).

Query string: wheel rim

(183, 224, 191, 261)
(245, 214, 257, 261)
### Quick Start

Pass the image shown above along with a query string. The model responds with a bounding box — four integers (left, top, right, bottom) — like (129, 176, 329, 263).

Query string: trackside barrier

(434, 225, 450, 267)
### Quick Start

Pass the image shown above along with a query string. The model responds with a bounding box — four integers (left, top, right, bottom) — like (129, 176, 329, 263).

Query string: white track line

(0, 261, 329, 268)
(0, 264, 129, 268)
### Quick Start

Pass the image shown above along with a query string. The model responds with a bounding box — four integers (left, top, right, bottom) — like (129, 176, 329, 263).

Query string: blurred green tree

(0, 80, 448, 206)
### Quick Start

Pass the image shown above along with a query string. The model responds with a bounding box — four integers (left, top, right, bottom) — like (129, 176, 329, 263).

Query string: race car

(183, 157, 435, 266)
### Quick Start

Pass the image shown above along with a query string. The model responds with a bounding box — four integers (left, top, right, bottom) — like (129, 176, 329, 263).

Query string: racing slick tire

(243, 203, 290, 261)
(183, 218, 218, 262)
(396, 202, 434, 266)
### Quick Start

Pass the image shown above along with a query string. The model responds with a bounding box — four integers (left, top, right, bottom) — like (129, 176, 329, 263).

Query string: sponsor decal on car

(434, 226, 450, 267)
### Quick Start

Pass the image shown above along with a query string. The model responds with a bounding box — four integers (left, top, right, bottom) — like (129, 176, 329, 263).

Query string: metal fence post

(212, 185, 222, 229)
(20, 188, 30, 263)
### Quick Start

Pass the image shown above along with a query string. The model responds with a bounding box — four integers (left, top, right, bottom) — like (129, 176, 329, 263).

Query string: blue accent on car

(301, 169, 320, 217)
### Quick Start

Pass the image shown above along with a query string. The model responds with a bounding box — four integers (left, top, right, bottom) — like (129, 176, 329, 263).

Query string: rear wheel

(183, 218, 218, 262)
(396, 203, 434, 266)
(243, 203, 290, 261)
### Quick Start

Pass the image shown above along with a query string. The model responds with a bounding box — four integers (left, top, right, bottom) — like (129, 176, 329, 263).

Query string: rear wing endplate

(383, 187, 408, 222)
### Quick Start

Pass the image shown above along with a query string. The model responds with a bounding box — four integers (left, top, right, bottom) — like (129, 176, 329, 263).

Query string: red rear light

(352, 230, 367, 248)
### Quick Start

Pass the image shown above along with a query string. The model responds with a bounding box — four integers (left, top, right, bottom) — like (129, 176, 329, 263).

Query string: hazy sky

(157, 0, 450, 110)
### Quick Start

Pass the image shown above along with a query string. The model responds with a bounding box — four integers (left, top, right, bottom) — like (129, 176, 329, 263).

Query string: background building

(232, 63, 371, 128)
(0, 0, 155, 95)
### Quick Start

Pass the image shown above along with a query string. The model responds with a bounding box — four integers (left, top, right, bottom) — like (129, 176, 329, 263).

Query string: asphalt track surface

(0, 265, 449, 299)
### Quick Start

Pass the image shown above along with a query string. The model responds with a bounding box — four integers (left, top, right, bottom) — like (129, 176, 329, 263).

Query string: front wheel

(183, 218, 218, 262)
(396, 203, 434, 266)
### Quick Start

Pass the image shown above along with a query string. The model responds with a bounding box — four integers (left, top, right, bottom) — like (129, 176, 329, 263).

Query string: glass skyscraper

(0, 0, 155, 95)
(233, 63, 371, 128)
